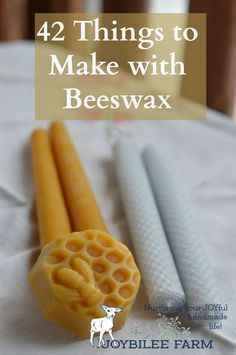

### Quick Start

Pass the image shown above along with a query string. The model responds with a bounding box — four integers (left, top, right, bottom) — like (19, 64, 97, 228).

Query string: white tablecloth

(0, 42, 235, 355)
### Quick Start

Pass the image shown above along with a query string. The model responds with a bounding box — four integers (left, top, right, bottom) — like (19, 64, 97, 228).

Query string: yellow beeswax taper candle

(31, 129, 71, 247)
(50, 121, 107, 232)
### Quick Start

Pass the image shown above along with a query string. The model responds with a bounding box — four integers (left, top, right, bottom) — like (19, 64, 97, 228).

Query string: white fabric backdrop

(0, 42, 235, 355)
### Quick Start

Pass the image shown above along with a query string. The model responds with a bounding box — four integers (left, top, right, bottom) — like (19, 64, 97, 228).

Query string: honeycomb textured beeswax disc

(29, 230, 141, 338)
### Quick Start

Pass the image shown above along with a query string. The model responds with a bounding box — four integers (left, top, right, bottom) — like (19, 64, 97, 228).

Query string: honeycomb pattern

(29, 230, 141, 339)
(114, 137, 185, 308)
(143, 146, 221, 319)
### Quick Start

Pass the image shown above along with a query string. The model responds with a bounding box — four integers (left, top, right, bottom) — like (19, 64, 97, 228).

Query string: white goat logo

(90, 304, 123, 347)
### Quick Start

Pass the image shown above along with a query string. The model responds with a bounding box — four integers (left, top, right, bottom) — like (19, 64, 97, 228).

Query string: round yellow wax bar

(29, 230, 141, 339)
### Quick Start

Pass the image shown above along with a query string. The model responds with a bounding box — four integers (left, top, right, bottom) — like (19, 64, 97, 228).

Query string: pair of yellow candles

(29, 122, 140, 339)
(31, 122, 107, 246)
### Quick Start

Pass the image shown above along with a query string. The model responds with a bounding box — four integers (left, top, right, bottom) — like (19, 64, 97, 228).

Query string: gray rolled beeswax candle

(113, 137, 185, 309)
(143, 146, 221, 321)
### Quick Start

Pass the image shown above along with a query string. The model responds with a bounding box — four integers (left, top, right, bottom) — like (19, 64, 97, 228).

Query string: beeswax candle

(113, 137, 185, 308)
(31, 129, 71, 247)
(50, 122, 107, 232)
(143, 146, 220, 320)
(29, 125, 141, 339)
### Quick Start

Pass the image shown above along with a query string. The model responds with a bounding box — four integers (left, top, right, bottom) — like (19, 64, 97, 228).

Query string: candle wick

(106, 122, 132, 144)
